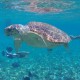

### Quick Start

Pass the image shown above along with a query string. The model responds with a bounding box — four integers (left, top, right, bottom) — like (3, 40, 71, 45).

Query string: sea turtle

(4, 21, 80, 53)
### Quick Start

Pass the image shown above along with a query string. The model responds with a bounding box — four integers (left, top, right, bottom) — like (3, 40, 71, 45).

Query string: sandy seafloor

(0, 0, 80, 80)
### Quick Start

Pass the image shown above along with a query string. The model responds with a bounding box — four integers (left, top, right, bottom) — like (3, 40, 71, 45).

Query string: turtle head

(5, 24, 22, 36)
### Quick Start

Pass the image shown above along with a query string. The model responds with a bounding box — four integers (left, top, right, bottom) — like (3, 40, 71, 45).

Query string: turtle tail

(70, 35, 80, 40)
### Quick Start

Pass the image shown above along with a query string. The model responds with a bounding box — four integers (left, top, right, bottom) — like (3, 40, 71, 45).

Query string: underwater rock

(27, 71, 39, 79)
(0, 77, 4, 80)
(12, 62, 20, 68)
(63, 76, 75, 80)
(23, 76, 30, 80)
(6, 47, 13, 52)
(28, 71, 33, 77)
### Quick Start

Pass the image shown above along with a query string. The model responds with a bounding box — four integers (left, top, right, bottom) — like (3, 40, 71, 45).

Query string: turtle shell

(28, 22, 71, 43)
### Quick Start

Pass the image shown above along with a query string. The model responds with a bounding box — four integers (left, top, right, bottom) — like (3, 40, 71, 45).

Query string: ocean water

(0, 0, 80, 80)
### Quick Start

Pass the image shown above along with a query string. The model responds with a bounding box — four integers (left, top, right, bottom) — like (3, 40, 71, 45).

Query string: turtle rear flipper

(70, 35, 80, 40)
(64, 43, 71, 53)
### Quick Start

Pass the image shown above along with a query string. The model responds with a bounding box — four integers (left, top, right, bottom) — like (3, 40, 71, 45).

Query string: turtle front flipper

(14, 38, 22, 53)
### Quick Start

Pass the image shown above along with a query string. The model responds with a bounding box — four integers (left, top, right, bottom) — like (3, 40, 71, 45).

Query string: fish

(6, 53, 15, 59)
(16, 51, 30, 58)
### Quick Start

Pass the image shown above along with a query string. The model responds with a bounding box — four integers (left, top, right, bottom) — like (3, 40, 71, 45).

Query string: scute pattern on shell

(28, 22, 71, 43)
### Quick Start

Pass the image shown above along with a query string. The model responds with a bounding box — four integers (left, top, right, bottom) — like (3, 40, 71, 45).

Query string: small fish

(12, 62, 20, 68)
(6, 47, 13, 52)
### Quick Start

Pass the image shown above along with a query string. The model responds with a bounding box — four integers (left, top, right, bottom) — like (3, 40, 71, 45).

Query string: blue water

(0, 0, 80, 80)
